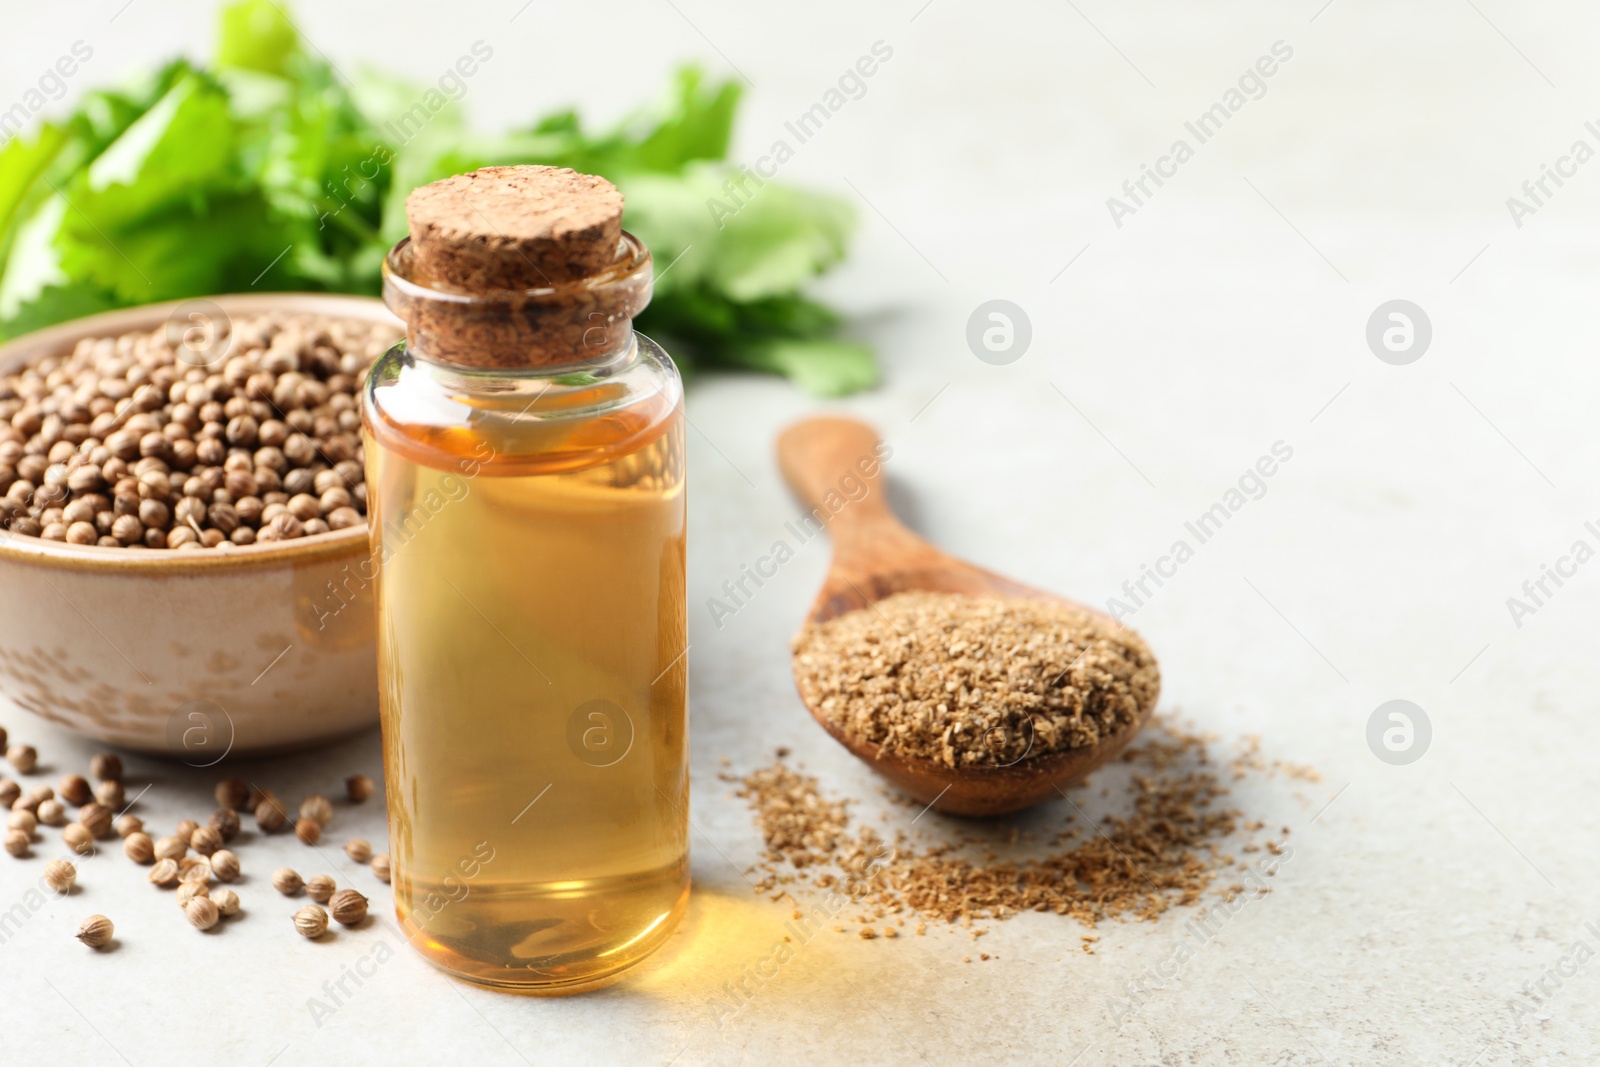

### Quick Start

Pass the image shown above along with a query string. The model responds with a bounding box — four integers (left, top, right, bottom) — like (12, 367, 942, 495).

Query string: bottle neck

(381, 232, 653, 373)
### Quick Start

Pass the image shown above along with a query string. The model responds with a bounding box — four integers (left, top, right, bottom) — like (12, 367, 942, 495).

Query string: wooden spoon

(776, 415, 1157, 817)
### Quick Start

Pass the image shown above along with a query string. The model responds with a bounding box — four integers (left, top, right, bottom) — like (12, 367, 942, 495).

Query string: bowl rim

(0, 292, 396, 574)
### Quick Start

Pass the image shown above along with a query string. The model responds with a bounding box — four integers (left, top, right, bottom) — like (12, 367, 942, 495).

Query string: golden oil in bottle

(363, 166, 688, 991)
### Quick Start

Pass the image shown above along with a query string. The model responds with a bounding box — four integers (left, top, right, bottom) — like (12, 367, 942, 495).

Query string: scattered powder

(790, 592, 1160, 768)
(731, 716, 1295, 938)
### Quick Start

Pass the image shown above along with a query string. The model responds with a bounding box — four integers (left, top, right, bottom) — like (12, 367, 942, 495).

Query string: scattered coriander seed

(6, 744, 36, 774)
(114, 814, 144, 838)
(89, 753, 122, 781)
(179, 859, 212, 886)
(186, 895, 221, 931)
(37, 799, 67, 826)
(44, 858, 76, 893)
(190, 825, 223, 856)
(210, 849, 239, 882)
(178, 855, 205, 873)
(215, 778, 250, 810)
(211, 887, 240, 917)
(12, 792, 40, 814)
(26, 785, 53, 809)
(93, 779, 124, 810)
(174, 818, 199, 842)
(148, 858, 180, 886)
(371, 853, 391, 883)
(176, 882, 210, 907)
(306, 874, 336, 903)
(346, 775, 374, 803)
(76, 914, 114, 949)
(272, 868, 304, 896)
(299, 795, 333, 826)
(0, 779, 18, 808)
(209, 807, 240, 842)
(294, 905, 329, 939)
(255, 797, 287, 833)
(329, 889, 368, 926)
(295, 817, 322, 846)
(77, 802, 112, 838)
(154, 835, 186, 861)
(344, 838, 372, 864)
(62, 823, 93, 855)
(6, 809, 36, 836)
(58, 773, 92, 806)
(124, 832, 154, 863)
(4, 828, 29, 857)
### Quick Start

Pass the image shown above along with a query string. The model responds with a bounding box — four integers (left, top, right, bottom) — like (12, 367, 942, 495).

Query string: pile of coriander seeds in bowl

(0, 308, 398, 549)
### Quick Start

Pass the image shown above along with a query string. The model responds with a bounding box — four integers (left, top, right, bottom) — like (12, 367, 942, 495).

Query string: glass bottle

(362, 173, 688, 992)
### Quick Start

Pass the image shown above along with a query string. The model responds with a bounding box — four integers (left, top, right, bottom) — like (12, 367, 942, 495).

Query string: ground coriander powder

(791, 592, 1160, 768)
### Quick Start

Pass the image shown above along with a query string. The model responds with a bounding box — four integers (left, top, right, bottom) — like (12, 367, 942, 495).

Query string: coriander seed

(36, 798, 66, 826)
(215, 777, 250, 809)
(209, 807, 240, 842)
(124, 832, 154, 863)
(76, 914, 114, 949)
(114, 814, 143, 838)
(294, 905, 329, 939)
(186, 895, 221, 931)
(154, 835, 186, 861)
(0, 778, 18, 807)
(174, 818, 199, 842)
(294, 817, 321, 845)
(190, 825, 223, 856)
(329, 889, 368, 926)
(179, 859, 212, 885)
(255, 797, 287, 833)
(176, 882, 210, 908)
(148, 858, 180, 886)
(62, 823, 93, 855)
(44, 858, 76, 893)
(58, 773, 92, 805)
(305, 873, 335, 903)
(77, 801, 112, 838)
(344, 838, 372, 864)
(346, 774, 375, 803)
(4, 828, 29, 857)
(89, 753, 122, 781)
(272, 868, 304, 895)
(92, 778, 124, 810)
(6, 743, 36, 773)
(6, 809, 36, 836)
(299, 794, 333, 826)
(210, 849, 239, 882)
(211, 888, 240, 917)
(371, 853, 391, 883)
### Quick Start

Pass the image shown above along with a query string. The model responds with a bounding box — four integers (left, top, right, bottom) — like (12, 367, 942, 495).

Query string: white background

(3, 1, 1599, 1064)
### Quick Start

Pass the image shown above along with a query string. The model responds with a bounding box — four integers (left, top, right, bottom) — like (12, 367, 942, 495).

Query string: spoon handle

(775, 416, 893, 527)
(776, 416, 943, 579)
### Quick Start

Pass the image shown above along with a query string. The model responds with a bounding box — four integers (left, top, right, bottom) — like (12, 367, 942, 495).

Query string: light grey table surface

(4, 2, 1599, 1064)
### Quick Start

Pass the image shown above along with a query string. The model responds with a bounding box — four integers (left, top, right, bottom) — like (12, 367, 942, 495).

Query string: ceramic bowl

(0, 293, 398, 759)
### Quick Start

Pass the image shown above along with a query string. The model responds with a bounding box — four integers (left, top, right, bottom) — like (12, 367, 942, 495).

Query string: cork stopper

(385, 166, 651, 370)
(405, 166, 625, 288)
